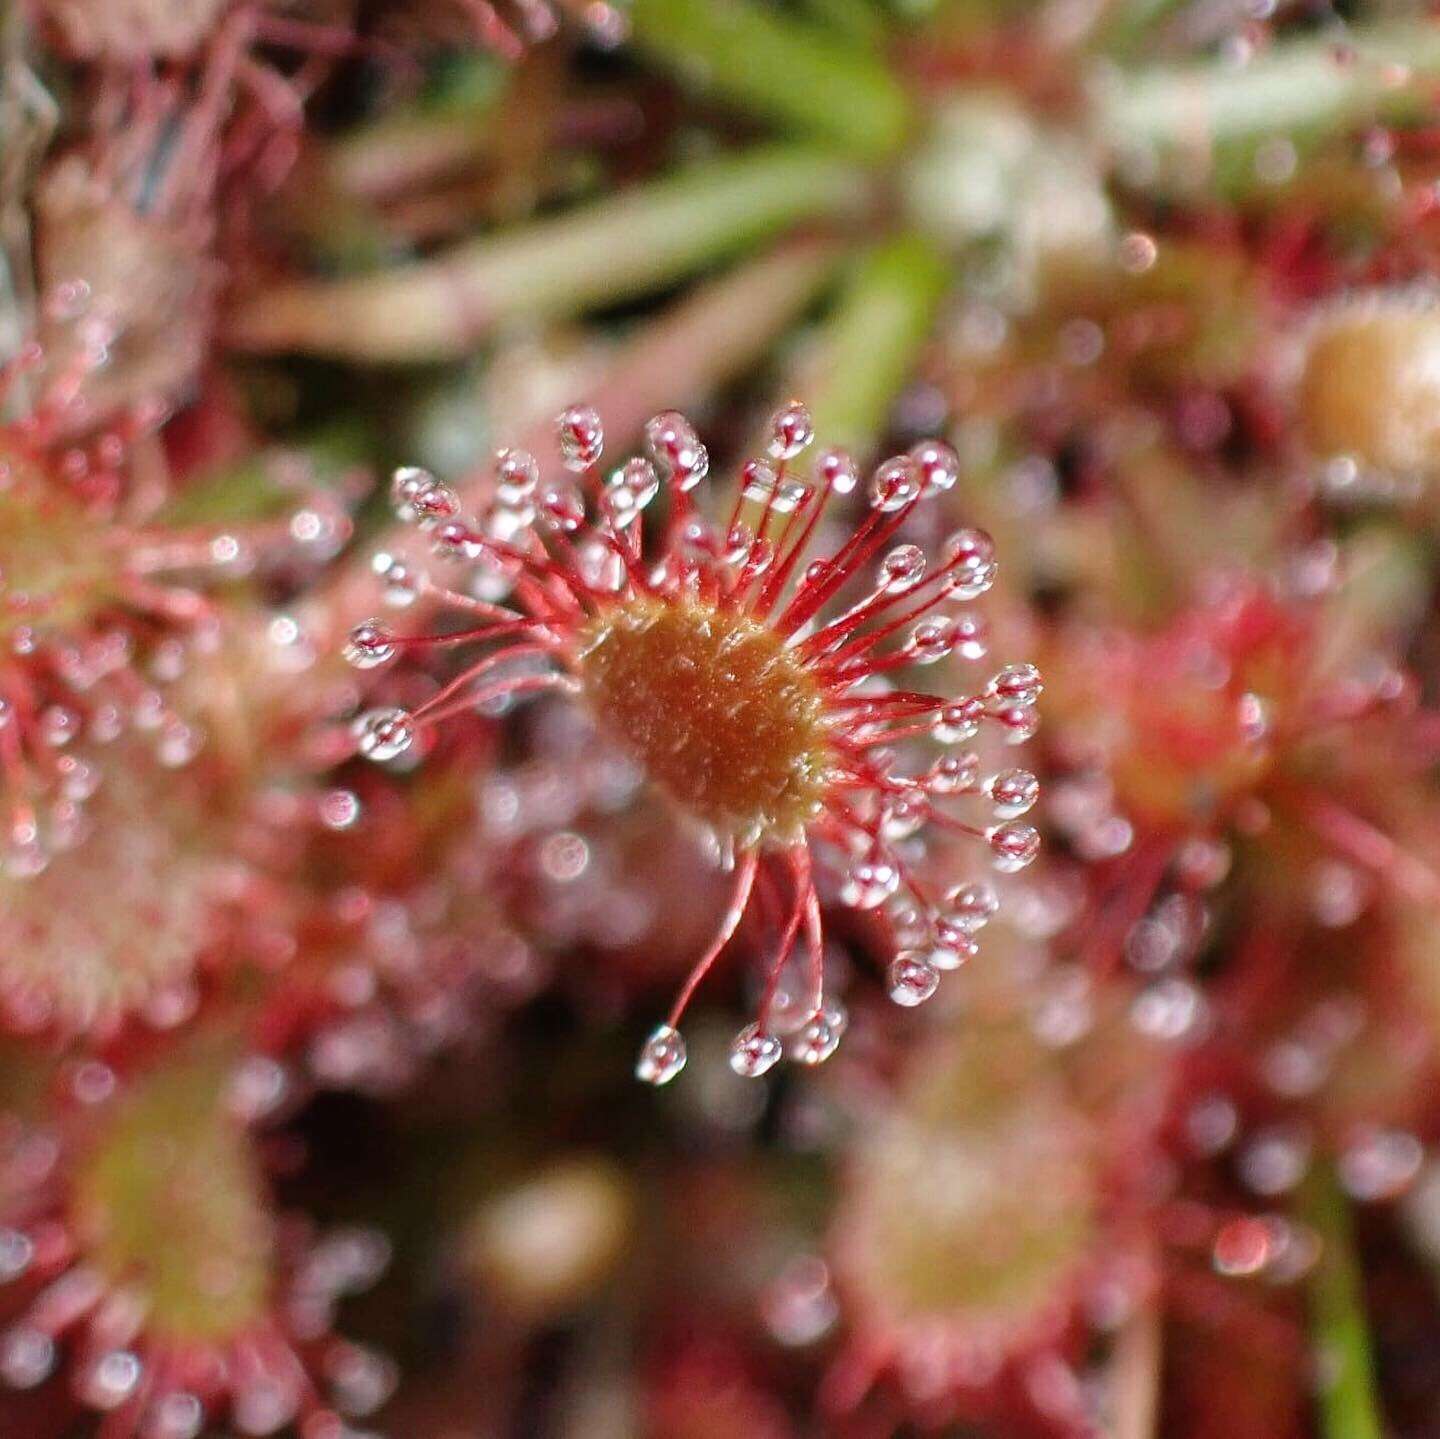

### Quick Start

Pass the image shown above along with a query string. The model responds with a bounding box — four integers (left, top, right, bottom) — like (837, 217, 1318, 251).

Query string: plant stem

(1301, 1163, 1385, 1439)
(800, 232, 949, 459)
(1093, 21, 1440, 180)
(628, 0, 911, 159)
(230, 146, 865, 362)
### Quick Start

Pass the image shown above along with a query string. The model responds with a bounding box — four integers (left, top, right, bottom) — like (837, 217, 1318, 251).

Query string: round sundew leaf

(832, 1018, 1098, 1357)
(68, 1050, 275, 1345)
(0, 757, 220, 1035)
(579, 597, 832, 845)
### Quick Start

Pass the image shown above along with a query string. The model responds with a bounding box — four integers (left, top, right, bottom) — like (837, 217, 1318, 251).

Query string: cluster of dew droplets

(631, 401, 1041, 1085)
(0, 1191, 393, 1437)
(348, 403, 712, 763)
(345, 401, 1040, 1084)
(0, 628, 214, 879)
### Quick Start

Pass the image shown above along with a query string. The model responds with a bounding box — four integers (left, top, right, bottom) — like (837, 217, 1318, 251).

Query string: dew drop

(729, 1023, 783, 1077)
(906, 616, 957, 664)
(644, 411, 708, 489)
(540, 484, 585, 533)
(557, 404, 604, 471)
(495, 448, 540, 505)
(636, 1025, 686, 1085)
(989, 662, 1043, 707)
(944, 881, 999, 932)
(887, 952, 940, 1006)
(993, 704, 1041, 743)
(77, 1350, 142, 1410)
(788, 1007, 845, 1065)
(389, 466, 431, 520)
(1339, 1128, 1423, 1201)
(933, 697, 985, 744)
(410, 477, 460, 529)
(988, 768, 1040, 818)
(940, 529, 998, 598)
(605, 458, 660, 527)
(909, 439, 960, 493)
(841, 859, 901, 909)
(0, 1230, 33, 1281)
(929, 920, 978, 970)
(767, 401, 814, 461)
(144, 1392, 204, 1439)
(879, 544, 926, 594)
(0, 1326, 54, 1388)
(926, 751, 979, 794)
(989, 821, 1040, 872)
(868, 456, 921, 512)
(741, 461, 809, 514)
(353, 708, 415, 762)
(815, 447, 858, 494)
(371, 554, 420, 608)
(343, 621, 395, 670)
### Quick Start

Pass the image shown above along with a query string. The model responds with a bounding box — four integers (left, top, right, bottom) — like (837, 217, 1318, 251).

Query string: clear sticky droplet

(353, 708, 415, 762)
(636, 1025, 686, 1085)
(729, 1023, 783, 1078)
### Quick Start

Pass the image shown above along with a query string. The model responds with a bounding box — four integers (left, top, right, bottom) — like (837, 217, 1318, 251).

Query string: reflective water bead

(881, 794, 928, 841)
(605, 458, 660, 527)
(410, 477, 460, 529)
(232, 1378, 300, 1435)
(326, 1343, 399, 1417)
(815, 447, 858, 494)
(431, 521, 483, 562)
(354, 708, 415, 762)
(789, 1007, 845, 1065)
(926, 751, 980, 794)
(906, 616, 957, 664)
(942, 529, 998, 598)
(644, 410, 708, 489)
(767, 400, 814, 460)
(944, 881, 999, 932)
(930, 920, 979, 970)
(988, 768, 1040, 818)
(879, 544, 926, 594)
(933, 697, 985, 744)
(887, 900, 931, 948)
(909, 439, 960, 494)
(557, 404, 604, 471)
(579, 539, 626, 592)
(495, 448, 540, 505)
(841, 859, 901, 909)
(993, 704, 1042, 743)
(989, 662, 1044, 707)
(887, 952, 940, 1006)
(636, 1024, 686, 1085)
(741, 461, 809, 514)
(343, 621, 395, 670)
(0, 1230, 32, 1281)
(389, 466, 432, 521)
(0, 1326, 54, 1388)
(868, 456, 921, 512)
(1339, 1128, 1423, 1201)
(952, 614, 989, 661)
(539, 485, 585, 533)
(78, 1350, 142, 1409)
(990, 821, 1041, 872)
(481, 500, 535, 545)
(372, 554, 420, 608)
(729, 1023, 783, 1078)
(146, 1392, 204, 1439)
